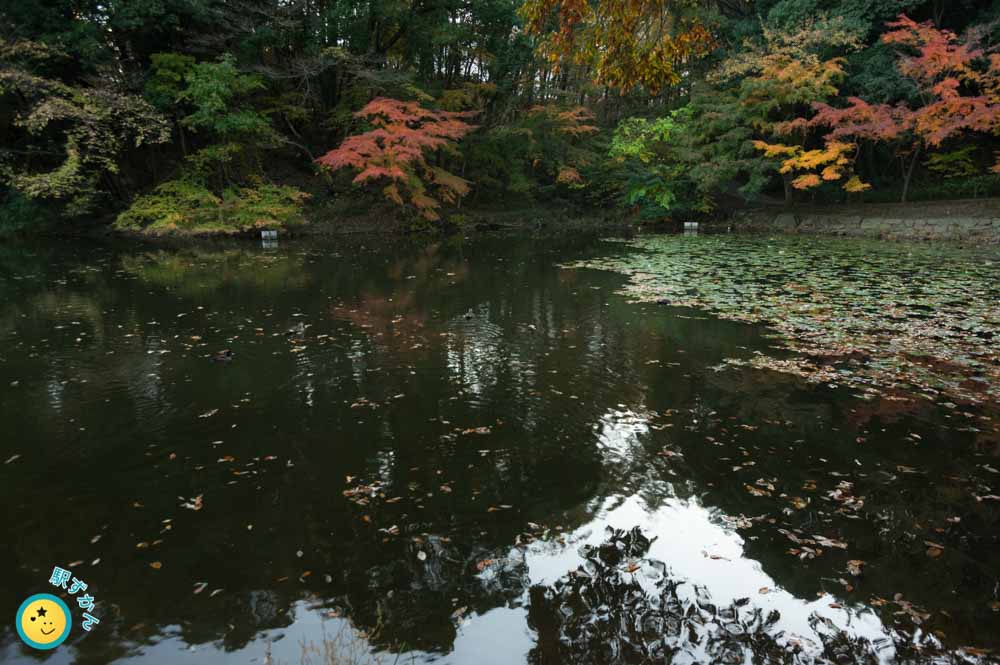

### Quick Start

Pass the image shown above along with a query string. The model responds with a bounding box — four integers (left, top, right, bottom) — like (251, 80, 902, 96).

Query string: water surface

(0, 234, 998, 664)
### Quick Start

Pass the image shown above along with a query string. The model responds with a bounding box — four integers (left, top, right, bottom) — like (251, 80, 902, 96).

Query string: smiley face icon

(15, 594, 71, 649)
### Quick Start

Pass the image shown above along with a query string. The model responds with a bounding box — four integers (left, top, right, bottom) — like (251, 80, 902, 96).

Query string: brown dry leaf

(150, 561, 162, 569)
(181, 494, 204, 511)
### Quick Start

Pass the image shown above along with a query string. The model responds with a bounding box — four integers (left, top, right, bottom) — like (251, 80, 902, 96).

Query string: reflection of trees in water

(527, 527, 957, 665)
(655, 364, 1000, 650)
(0, 238, 657, 661)
(119, 248, 311, 297)
(1, 238, 997, 664)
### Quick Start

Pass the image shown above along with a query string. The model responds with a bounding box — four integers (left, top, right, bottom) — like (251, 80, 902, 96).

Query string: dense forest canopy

(1, 0, 998, 234)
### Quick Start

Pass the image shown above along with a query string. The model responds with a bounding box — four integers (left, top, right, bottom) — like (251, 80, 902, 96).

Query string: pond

(0, 233, 998, 665)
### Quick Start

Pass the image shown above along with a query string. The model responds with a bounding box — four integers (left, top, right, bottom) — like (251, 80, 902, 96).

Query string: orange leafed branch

(754, 140, 867, 192)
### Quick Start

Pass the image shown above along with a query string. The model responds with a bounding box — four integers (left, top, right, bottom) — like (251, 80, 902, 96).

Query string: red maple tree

(316, 98, 477, 220)
(760, 15, 1000, 201)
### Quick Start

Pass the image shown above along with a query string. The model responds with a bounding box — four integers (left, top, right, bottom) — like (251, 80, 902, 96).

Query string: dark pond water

(0, 234, 998, 665)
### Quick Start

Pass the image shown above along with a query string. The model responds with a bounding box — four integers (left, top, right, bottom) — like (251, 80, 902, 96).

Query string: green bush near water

(114, 180, 309, 236)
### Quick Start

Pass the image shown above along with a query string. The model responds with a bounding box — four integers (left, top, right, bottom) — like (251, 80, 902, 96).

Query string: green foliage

(519, 106, 600, 193)
(179, 55, 271, 139)
(0, 39, 170, 217)
(145, 53, 196, 111)
(925, 146, 978, 179)
(607, 112, 690, 216)
(764, 0, 926, 38)
(115, 179, 309, 236)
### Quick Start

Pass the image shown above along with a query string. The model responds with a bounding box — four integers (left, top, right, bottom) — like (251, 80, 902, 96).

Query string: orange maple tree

(756, 15, 1000, 201)
(315, 98, 477, 220)
(519, 0, 713, 93)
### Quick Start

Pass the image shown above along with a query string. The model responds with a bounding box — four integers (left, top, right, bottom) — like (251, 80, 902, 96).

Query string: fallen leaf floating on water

(788, 496, 809, 510)
(4, 454, 20, 464)
(150, 561, 162, 569)
(812, 535, 848, 549)
(198, 409, 219, 419)
(926, 544, 944, 558)
(193, 582, 208, 594)
(180, 495, 204, 511)
(836, 578, 854, 592)
(846, 560, 865, 576)
(461, 426, 491, 435)
(892, 593, 932, 625)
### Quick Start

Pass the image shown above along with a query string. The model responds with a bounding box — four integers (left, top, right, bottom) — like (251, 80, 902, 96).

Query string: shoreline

(715, 198, 1000, 244)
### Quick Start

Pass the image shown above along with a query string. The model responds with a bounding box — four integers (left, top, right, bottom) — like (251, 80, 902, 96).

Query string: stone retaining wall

(726, 199, 1000, 243)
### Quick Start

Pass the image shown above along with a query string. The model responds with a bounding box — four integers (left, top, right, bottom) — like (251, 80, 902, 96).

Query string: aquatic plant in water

(566, 235, 1000, 408)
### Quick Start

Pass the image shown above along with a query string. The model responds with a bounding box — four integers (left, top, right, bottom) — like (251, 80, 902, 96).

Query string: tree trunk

(178, 120, 188, 158)
(900, 145, 920, 203)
